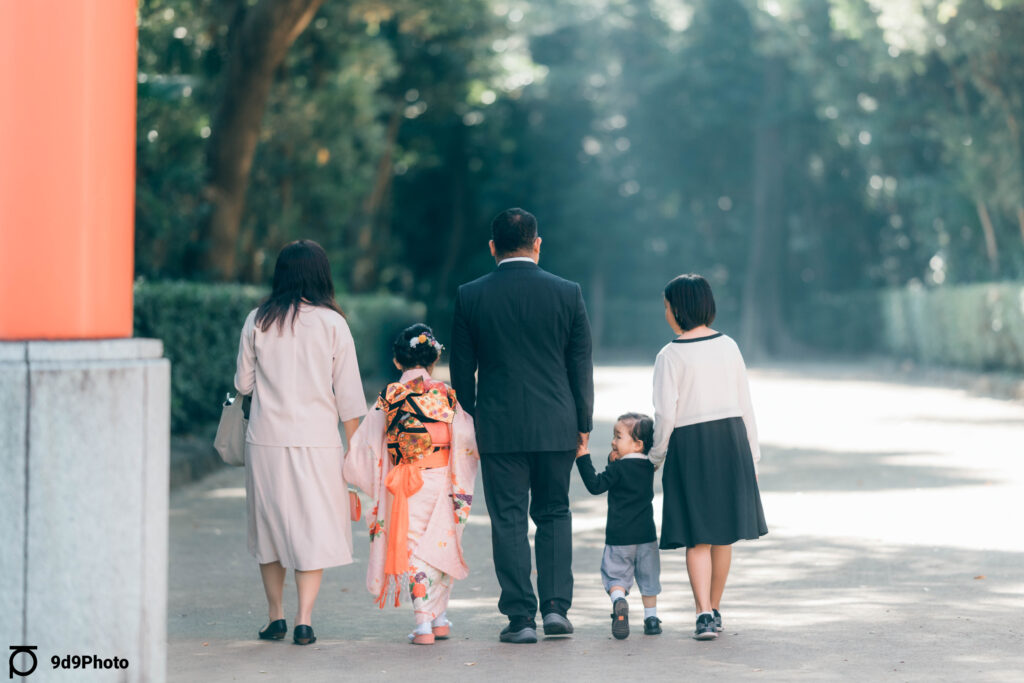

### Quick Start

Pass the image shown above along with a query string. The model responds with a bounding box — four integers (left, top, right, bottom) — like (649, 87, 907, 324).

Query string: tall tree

(192, 0, 326, 280)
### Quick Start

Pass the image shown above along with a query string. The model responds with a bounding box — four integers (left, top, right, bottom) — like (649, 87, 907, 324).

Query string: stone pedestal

(0, 339, 169, 683)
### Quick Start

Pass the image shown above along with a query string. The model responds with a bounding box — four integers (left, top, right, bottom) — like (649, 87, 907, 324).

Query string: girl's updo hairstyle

(393, 323, 443, 369)
(664, 273, 716, 332)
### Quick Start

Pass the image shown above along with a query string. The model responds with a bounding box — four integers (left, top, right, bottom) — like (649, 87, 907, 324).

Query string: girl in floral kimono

(344, 324, 479, 645)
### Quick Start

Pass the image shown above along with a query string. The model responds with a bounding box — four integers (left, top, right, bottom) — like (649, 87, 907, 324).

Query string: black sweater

(576, 454, 657, 546)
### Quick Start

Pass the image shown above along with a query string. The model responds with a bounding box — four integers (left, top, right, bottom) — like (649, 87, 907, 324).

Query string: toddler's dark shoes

(611, 597, 630, 639)
(694, 613, 717, 640)
(643, 616, 662, 635)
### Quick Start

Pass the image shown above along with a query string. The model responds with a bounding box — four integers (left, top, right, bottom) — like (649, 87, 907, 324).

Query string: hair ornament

(409, 332, 443, 352)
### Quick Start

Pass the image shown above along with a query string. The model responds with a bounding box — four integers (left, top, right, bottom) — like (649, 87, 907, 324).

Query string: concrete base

(0, 339, 169, 683)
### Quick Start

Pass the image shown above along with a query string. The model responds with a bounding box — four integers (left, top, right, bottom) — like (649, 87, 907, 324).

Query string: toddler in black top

(576, 413, 661, 639)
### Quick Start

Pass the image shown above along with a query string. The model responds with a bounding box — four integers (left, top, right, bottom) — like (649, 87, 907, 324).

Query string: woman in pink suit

(234, 240, 367, 645)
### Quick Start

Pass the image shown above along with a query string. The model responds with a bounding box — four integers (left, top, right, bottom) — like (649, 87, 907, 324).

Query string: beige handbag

(214, 393, 250, 467)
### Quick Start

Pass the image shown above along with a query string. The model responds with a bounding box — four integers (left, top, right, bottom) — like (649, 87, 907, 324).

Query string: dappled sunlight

(168, 364, 1024, 680)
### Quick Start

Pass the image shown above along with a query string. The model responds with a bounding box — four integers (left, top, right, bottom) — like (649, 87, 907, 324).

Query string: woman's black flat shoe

(258, 619, 287, 640)
(293, 624, 316, 645)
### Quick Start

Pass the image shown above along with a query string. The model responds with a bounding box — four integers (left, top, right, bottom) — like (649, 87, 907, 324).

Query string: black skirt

(659, 417, 768, 549)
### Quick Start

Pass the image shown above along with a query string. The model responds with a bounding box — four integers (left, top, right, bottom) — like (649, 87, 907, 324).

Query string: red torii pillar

(0, 4, 168, 681)
(0, 1, 135, 338)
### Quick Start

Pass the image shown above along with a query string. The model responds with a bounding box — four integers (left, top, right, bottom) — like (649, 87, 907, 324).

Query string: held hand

(577, 431, 590, 453)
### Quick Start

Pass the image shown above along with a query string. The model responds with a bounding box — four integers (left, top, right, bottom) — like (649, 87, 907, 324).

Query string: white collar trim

(498, 256, 536, 265)
(618, 453, 651, 461)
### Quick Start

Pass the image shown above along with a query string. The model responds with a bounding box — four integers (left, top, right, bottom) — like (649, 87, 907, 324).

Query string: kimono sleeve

(343, 408, 384, 495)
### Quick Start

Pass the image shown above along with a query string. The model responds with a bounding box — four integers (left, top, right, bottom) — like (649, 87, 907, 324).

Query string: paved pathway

(167, 363, 1024, 681)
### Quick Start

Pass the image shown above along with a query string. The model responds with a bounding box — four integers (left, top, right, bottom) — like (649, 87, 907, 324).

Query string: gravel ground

(167, 361, 1024, 682)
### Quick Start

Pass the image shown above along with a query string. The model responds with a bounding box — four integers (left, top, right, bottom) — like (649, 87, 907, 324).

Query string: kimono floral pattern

(452, 490, 473, 525)
(378, 377, 456, 466)
(368, 505, 384, 540)
(342, 372, 478, 622)
(408, 556, 453, 624)
(409, 570, 431, 601)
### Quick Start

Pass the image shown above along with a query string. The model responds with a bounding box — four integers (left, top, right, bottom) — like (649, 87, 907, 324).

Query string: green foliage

(340, 294, 429, 386)
(133, 281, 264, 432)
(135, 0, 1024, 368)
(791, 291, 884, 354)
(135, 0, 505, 284)
(879, 282, 1024, 371)
(797, 282, 1024, 371)
(133, 281, 425, 433)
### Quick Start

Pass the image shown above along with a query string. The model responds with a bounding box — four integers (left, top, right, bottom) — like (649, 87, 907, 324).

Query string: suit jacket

(450, 260, 594, 454)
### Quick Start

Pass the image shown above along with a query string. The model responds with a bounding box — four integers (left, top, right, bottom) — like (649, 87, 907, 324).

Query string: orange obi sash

(413, 448, 450, 469)
(379, 419, 452, 608)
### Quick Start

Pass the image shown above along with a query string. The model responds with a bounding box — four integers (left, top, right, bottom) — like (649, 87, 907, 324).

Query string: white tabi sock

(644, 607, 657, 619)
(431, 612, 449, 627)
(413, 621, 432, 636)
(610, 589, 626, 602)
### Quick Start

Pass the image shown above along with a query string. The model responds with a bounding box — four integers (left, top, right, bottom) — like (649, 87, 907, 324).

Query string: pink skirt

(244, 444, 353, 570)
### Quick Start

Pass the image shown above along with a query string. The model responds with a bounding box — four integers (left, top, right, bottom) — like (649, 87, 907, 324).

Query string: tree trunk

(1017, 206, 1024, 248)
(436, 127, 469, 313)
(589, 264, 606, 353)
(352, 105, 404, 292)
(741, 57, 788, 361)
(975, 198, 1000, 274)
(192, 0, 325, 281)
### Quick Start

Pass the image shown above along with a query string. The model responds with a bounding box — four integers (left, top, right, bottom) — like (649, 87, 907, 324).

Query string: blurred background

(131, 0, 1024, 450)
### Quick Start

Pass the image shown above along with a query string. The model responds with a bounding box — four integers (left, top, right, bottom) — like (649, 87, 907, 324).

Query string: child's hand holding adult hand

(576, 432, 591, 458)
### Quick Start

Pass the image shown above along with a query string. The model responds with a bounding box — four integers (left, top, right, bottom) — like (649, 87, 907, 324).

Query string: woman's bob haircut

(664, 273, 716, 332)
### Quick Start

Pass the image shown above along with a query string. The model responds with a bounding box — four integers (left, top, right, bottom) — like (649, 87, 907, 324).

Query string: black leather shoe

(258, 619, 287, 640)
(542, 612, 574, 636)
(643, 616, 662, 635)
(499, 618, 537, 644)
(293, 624, 317, 645)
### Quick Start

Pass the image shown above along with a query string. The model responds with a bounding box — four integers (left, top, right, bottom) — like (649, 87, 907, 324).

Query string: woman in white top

(650, 274, 767, 641)
(235, 240, 368, 645)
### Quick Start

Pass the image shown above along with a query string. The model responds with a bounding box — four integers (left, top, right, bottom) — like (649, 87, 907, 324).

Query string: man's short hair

(491, 208, 538, 255)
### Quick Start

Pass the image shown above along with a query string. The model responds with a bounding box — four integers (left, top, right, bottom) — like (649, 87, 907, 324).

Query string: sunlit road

(168, 363, 1024, 681)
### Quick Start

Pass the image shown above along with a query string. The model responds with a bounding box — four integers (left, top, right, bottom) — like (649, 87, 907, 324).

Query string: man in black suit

(450, 208, 594, 643)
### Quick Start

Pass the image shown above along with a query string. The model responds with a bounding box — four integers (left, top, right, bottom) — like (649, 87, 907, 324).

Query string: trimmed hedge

(798, 282, 1024, 371)
(597, 296, 742, 356)
(878, 282, 1024, 371)
(791, 290, 884, 354)
(133, 281, 426, 433)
